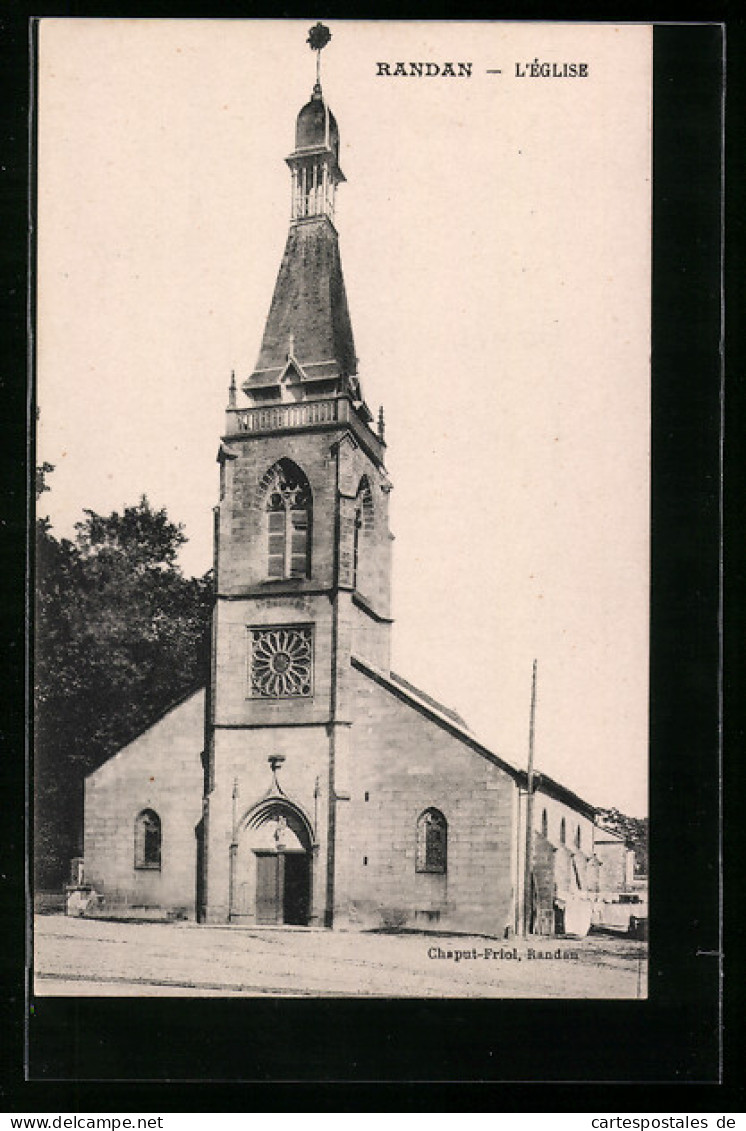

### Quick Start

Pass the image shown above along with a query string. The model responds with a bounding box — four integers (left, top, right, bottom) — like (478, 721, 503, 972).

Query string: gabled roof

(352, 654, 598, 819)
(533, 774, 597, 821)
(352, 654, 523, 784)
(85, 684, 206, 782)
(388, 670, 471, 731)
(278, 355, 308, 384)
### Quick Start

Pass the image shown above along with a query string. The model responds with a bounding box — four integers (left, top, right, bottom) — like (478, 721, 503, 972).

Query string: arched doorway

(237, 800, 313, 926)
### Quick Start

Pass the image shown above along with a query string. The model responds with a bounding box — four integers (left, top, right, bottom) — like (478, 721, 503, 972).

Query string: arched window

(559, 817, 566, 845)
(134, 809, 161, 870)
(261, 460, 312, 579)
(541, 808, 548, 837)
(352, 476, 374, 590)
(416, 808, 447, 874)
(575, 824, 582, 850)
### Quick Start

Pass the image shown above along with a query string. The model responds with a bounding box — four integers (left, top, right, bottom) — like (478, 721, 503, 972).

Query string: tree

(36, 460, 55, 502)
(34, 495, 212, 889)
(74, 495, 187, 570)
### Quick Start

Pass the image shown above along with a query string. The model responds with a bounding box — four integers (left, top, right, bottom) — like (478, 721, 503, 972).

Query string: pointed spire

(377, 405, 386, 444)
(244, 23, 359, 397)
(228, 369, 237, 408)
(247, 54, 354, 390)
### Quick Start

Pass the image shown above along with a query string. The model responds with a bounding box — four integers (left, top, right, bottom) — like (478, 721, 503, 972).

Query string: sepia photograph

(33, 19, 652, 1001)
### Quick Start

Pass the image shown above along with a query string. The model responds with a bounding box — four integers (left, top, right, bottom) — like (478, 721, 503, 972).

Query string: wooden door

(255, 853, 280, 924)
(283, 852, 310, 925)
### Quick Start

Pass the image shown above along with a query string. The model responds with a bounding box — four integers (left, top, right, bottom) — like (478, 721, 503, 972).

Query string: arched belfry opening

(233, 797, 314, 926)
(353, 475, 374, 592)
(259, 458, 313, 580)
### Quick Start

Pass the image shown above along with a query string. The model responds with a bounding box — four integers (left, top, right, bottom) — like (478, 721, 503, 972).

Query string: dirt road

(33, 914, 647, 998)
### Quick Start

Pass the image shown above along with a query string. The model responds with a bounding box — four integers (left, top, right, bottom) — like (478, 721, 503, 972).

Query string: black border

(2, 11, 733, 1110)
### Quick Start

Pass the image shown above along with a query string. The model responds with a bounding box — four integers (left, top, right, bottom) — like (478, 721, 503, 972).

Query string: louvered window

(263, 461, 312, 579)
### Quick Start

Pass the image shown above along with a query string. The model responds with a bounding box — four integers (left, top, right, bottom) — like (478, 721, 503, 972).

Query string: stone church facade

(84, 60, 600, 936)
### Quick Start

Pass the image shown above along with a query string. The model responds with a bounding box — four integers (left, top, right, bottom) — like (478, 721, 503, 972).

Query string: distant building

(593, 825, 638, 893)
(84, 37, 604, 936)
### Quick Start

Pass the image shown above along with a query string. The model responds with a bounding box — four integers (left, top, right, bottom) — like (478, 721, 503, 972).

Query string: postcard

(33, 19, 653, 1004)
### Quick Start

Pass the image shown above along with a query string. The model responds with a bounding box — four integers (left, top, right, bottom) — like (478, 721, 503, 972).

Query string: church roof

(352, 654, 524, 784)
(245, 218, 357, 388)
(352, 655, 598, 818)
(592, 824, 628, 844)
(389, 670, 471, 731)
(84, 685, 206, 782)
(534, 775, 597, 821)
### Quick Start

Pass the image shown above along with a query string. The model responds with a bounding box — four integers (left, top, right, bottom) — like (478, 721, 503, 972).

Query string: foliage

(596, 807, 649, 876)
(74, 496, 187, 570)
(36, 461, 55, 500)
(34, 494, 212, 889)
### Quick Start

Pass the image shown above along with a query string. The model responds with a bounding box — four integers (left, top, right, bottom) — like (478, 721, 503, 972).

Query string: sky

(37, 20, 652, 816)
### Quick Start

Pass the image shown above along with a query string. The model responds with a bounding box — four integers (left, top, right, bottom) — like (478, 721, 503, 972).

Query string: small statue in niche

(273, 815, 288, 850)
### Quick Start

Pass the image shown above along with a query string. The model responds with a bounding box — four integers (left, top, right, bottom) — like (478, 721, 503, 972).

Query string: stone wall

(84, 689, 205, 916)
(594, 836, 635, 892)
(202, 723, 330, 924)
(337, 663, 520, 936)
(534, 792, 595, 858)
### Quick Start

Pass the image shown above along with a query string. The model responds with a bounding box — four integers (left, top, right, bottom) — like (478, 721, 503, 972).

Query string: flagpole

(522, 659, 538, 937)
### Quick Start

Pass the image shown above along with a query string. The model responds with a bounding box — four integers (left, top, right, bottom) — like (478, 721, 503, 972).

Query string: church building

(83, 34, 600, 936)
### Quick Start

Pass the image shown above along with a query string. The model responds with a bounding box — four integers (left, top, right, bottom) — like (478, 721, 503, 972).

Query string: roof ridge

(353, 656, 598, 817)
(388, 669, 470, 729)
(352, 654, 522, 782)
(85, 683, 206, 779)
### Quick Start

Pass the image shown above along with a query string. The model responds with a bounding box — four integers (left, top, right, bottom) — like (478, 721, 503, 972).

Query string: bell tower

(200, 26, 393, 927)
(287, 80, 344, 225)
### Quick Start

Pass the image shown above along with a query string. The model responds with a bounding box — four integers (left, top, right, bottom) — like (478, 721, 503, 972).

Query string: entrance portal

(237, 800, 313, 926)
(255, 850, 310, 925)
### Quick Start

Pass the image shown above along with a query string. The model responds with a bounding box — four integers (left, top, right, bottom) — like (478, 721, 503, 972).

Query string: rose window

(250, 625, 313, 699)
